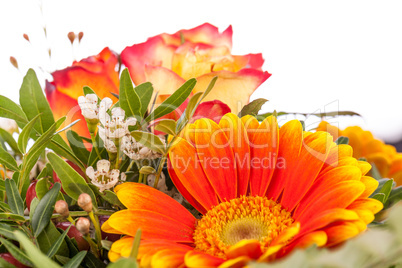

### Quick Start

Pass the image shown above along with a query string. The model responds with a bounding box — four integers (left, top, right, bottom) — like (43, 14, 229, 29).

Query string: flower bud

(67, 32, 76, 44)
(78, 32, 84, 42)
(76, 217, 90, 235)
(140, 166, 156, 175)
(54, 200, 69, 217)
(23, 33, 30, 42)
(77, 193, 93, 212)
(9, 56, 18, 69)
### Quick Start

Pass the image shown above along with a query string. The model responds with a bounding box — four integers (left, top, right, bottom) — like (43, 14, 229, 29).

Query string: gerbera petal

(192, 69, 271, 113)
(358, 176, 379, 198)
(283, 231, 327, 254)
(219, 256, 251, 268)
(107, 209, 194, 243)
(151, 248, 190, 268)
(226, 240, 263, 260)
(248, 116, 279, 196)
(194, 118, 237, 201)
(219, 113, 251, 196)
(324, 222, 360, 247)
(258, 244, 284, 262)
(347, 198, 383, 214)
(281, 131, 333, 211)
(316, 121, 341, 141)
(358, 161, 372, 176)
(270, 222, 300, 246)
(114, 182, 196, 227)
(184, 251, 225, 267)
(169, 136, 219, 210)
(267, 120, 303, 201)
(320, 144, 353, 172)
(108, 236, 134, 261)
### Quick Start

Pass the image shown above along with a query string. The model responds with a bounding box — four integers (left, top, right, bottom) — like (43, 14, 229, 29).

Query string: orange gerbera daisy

(317, 121, 402, 185)
(103, 114, 382, 267)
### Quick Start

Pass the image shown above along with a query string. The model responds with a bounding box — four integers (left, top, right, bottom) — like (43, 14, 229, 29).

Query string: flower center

(193, 196, 294, 259)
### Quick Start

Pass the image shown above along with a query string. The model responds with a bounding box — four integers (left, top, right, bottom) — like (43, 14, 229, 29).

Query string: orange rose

(121, 23, 271, 113)
(45, 47, 119, 138)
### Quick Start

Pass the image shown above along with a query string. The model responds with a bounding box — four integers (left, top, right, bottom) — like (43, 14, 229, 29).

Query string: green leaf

(0, 213, 26, 222)
(89, 185, 125, 209)
(130, 131, 165, 154)
(154, 119, 177, 136)
(387, 186, 402, 207)
(200, 76, 218, 102)
(238, 98, 268, 117)
(335, 136, 349, 145)
(63, 251, 87, 268)
(0, 145, 19, 172)
(370, 162, 383, 181)
(119, 68, 142, 118)
(145, 78, 196, 122)
(83, 86, 101, 103)
(48, 135, 85, 172)
(185, 92, 203, 120)
(47, 152, 97, 207)
(14, 230, 61, 268)
(107, 258, 139, 268)
(19, 69, 55, 134)
(372, 192, 386, 203)
(18, 113, 40, 154)
(370, 178, 394, 197)
(4, 179, 24, 216)
(46, 224, 71, 258)
(37, 221, 69, 258)
(377, 179, 394, 204)
(66, 130, 90, 165)
(135, 82, 154, 117)
(54, 119, 80, 135)
(31, 183, 61, 237)
(0, 223, 17, 240)
(0, 237, 32, 266)
(36, 162, 53, 181)
(83, 251, 106, 268)
(0, 96, 28, 126)
(35, 177, 52, 200)
(0, 201, 11, 212)
(0, 129, 21, 155)
(0, 257, 17, 268)
(29, 197, 39, 221)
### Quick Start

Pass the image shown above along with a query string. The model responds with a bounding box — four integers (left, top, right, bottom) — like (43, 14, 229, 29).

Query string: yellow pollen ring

(193, 196, 294, 259)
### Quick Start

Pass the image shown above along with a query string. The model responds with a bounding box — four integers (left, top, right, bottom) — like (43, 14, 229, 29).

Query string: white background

(1, 0, 402, 142)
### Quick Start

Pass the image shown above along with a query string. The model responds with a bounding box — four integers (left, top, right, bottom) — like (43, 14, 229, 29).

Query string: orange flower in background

(45, 47, 119, 138)
(103, 114, 382, 267)
(121, 23, 271, 113)
(318, 121, 402, 185)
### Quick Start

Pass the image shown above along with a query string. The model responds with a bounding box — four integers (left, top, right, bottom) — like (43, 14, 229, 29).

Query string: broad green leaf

(47, 152, 97, 207)
(32, 183, 61, 237)
(130, 131, 165, 154)
(0, 96, 28, 126)
(145, 78, 196, 122)
(67, 130, 90, 165)
(83, 86, 101, 103)
(387, 186, 402, 207)
(14, 230, 61, 268)
(238, 98, 268, 117)
(377, 179, 394, 204)
(19, 69, 54, 134)
(4, 179, 24, 216)
(0, 201, 11, 212)
(36, 162, 53, 181)
(154, 119, 177, 136)
(120, 68, 142, 118)
(37, 219, 69, 259)
(335, 136, 349, 145)
(18, 114, 40, 154)
(36, 177, 52, 200)
(135, 82, 154, 117)
(0, 213, 25, 222)
(29, 197, 39, 221)
(370, 178, 394, 197)
(89, 185, 125, 209)
(185, 92, 203, 120)
(0, 146, 19, 172)
(63, 251, 87, 268)
(372, 193, 385, 203)
(48, 135, 85, 171)
(0, 128, 21, 155)
(0, 237, 32, 266)
(46, 224, 71, 258)
(54, 255, 70, 265)
(0, 223, 17, 240)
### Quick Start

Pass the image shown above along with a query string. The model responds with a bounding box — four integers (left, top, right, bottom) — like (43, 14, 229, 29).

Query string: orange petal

(114, 183, 196, 227)
(357, 161, 372, 176)
(281, 131, 333, 211)
(107, 209, 194, 243)
(219, 113, 250, 196)
(184, 250, 224, 267)
(316, 121, 341, 141)
(169, 137, 219, 210)
(137, 240, 193, 261)
(248, 116, 279, 196)
(320, 144, 353, 172)
(271, 222, 300, 246)
(226, 240, 263, 260)
(151, 248, 190, 268)
(347, 198, 383, 214)
(358, 176, 379, 198)
(194, 118, 237, 201)
(323, 222, 360, 247)
(285, 231, 327, 253)
(101, 218, 123, 235)
(219, 256, 251, 268)
(258, 244, 284, 262)
(367, 154, 391, 178)
(109, 236, 134, 261)
(192, 69, 271, 114)
(267, 120, 303, 201)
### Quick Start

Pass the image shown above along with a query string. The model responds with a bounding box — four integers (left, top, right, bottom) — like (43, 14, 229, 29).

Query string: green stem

(138, 173, 144, 184)
(153, 154, 167, 189)
(90, 132, 102, 160)
(84, 233, 99, 258)
(51, 210, 114, 219)
(114, 141, 120, 170)
(126, 160, 136, 172)
(89, 211, 102, 250)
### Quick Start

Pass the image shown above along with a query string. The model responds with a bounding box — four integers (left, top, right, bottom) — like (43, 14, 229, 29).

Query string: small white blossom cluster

(78, 94, 99, 122)
(86, 160, 121, 192)
(121, 135, 164, 160)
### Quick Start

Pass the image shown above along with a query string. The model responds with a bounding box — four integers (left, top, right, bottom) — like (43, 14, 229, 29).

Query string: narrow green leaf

(0, 96, 28, 126)
(145, 78, 196, 122)
(4, 179, 24, 216)
(0, 213, 26, 222)
(29, 197, 39, 221)
(55, 119, 80, 135)
(66, 130, 90, 165)
(378, 179, 394, 204)
(200, 76, 218, 102)
(238, 98, 268, 117)
(48, 135, 85, 171)
(18, 114, 40, 154)
(0, 201, 11, 212)
(335, 136, 349, 145)
(130, 131, 165, 154)
(0, 223, 17, 240)
(0, 237, 32, 266)
(32, 183, 61, 237)
(54, 255, 70, 265)
(372, 193, 385, 203)
(46, 225, 71, 258)
(83, 86, 101, 103)
(107, 258, 139, 268)
(0, 129, 21, 155)
(120, 68, 142, 118)
(19, 69, 55, 134)
(387, 186, 402, 206)
(370, 178, 394, 197)
(14, 230, 61, 268)
(36, 162, 53, 181)
(89, 185, 125, 209)
(185, 92, 203, 120)
(135, 82, 154, 117)
(84, 251, 106, 268)
(0, 146, 19, 172)
(47, 152, 97, 207)
(63, 251, 87, 268)
(154, 119, 177, 136)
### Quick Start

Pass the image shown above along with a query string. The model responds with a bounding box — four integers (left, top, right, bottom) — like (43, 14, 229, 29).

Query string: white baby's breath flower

(0, 117, 19, 134)
(122, 135, 163, 160)
(78, 94, 99, 121)
(86, 160, 119, 192)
